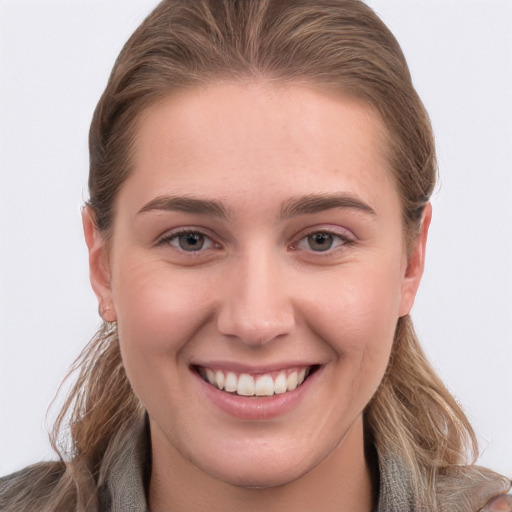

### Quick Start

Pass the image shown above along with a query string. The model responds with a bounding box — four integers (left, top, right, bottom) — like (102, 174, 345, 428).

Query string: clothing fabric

(1, 417, 511, 511)
(97, 419, 511, 512)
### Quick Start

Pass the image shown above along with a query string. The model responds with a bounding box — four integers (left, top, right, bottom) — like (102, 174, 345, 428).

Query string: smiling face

(84, 83, 429, 498)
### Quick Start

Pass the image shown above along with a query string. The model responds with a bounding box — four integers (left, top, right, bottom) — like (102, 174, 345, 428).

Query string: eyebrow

(137, 192, 376, 220)
(138, 195, 232, 219)
(280, 193, 376, 219)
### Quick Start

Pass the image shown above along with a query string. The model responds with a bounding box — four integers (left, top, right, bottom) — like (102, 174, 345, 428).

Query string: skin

(83, 83, 430, 512)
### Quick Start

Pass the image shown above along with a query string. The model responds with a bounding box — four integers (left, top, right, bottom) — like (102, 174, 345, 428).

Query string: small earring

(98, 304, 116, 322)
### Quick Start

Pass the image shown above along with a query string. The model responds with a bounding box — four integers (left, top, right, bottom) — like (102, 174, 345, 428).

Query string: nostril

(217, 315, 295, 347)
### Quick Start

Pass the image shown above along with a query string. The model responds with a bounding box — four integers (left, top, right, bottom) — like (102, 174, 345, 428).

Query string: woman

(1, 0, 510, 510)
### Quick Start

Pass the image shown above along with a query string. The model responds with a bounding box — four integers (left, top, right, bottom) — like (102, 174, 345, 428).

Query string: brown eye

(307, 232, 334, 252)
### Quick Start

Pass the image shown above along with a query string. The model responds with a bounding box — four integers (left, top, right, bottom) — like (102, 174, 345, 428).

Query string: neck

(148, 416, 376, 512)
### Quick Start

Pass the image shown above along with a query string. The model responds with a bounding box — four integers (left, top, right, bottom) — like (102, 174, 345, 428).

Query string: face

(85, 83, 428, 489)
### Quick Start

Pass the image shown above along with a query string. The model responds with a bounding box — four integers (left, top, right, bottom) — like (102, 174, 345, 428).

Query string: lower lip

(193, 368, 321, 420)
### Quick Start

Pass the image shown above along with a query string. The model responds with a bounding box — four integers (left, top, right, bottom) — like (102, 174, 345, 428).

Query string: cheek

(112, 257, 216, 360)
(110, 259, 221, 417)
(300, 261, 403, 403)
(307, 262, 403, 348)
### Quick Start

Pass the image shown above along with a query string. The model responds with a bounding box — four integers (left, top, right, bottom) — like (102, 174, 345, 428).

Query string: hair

(2, 1, 509, 511)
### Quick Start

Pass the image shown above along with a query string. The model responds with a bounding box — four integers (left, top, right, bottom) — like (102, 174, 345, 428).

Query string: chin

(199, 450, 319, 489)
(217, 468, 307, 490)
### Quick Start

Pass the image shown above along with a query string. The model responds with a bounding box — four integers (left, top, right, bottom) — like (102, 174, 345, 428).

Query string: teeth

(214, 370, 225, 390)
(255, 374, 274, 396)
(200, 366, 312, 397)
(237, 373, 255, 396)
(205, 368, 215, 386)
(274, 372, 287, 394)
(224, 371, 238, 392)
(286, 370, 298, 391)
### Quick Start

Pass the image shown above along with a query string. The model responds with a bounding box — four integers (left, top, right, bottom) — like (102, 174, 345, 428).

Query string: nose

(217, 251, 296, 347)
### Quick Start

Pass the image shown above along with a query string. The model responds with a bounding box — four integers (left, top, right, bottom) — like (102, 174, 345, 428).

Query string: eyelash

(290, 228, 354, 254)
(156, 227, 354, 256)
(156, 229, 221, 253)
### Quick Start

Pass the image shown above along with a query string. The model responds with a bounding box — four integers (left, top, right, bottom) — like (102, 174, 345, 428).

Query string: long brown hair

(1, 1, 508, 510)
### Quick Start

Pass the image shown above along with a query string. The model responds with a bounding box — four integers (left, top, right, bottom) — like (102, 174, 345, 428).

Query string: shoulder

(0, 461, 68, 511)
(481, 493, 512, 512)
(437, 464, 512, 512)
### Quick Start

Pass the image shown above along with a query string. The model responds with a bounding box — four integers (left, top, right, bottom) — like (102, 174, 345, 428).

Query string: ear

(82, 207, 117, 322)
(398, 202, 432, 317)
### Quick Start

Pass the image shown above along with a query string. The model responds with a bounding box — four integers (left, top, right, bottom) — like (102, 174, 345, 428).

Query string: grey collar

(100, 418, 509, 512)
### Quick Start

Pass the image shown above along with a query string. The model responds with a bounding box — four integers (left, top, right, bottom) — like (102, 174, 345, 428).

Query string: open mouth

(193, 365, 320, 397)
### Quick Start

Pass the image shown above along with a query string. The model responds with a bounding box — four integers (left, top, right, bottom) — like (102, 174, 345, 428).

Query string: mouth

(193, 365, 320, 397)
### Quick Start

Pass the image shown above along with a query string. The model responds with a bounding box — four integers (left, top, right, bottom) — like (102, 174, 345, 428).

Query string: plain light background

(0, 0, 511, 477)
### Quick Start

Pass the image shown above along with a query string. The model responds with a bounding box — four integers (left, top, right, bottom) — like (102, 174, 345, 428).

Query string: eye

(158, 230, 218, 252)
(294, 230, 352, 253)
(175, 232, 207, 251)
(305, 232, 335, 252)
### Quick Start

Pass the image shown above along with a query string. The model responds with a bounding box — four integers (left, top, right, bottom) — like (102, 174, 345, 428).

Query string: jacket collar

(100, 416, 511, 512)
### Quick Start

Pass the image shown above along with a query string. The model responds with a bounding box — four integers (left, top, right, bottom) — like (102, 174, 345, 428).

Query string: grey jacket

(2, 417, 511, 511)
(97, 419, 511, 512)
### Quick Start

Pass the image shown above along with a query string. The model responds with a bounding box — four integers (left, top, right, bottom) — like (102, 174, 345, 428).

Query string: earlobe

(82, 206, 117, 322)
(398, 202, 432, 317)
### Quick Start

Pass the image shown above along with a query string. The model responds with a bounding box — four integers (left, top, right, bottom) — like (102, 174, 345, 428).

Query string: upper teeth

(200, 367, 310, 397)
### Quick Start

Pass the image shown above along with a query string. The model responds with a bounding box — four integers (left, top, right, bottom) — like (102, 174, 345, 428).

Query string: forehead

(123, 83, 398, 217)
